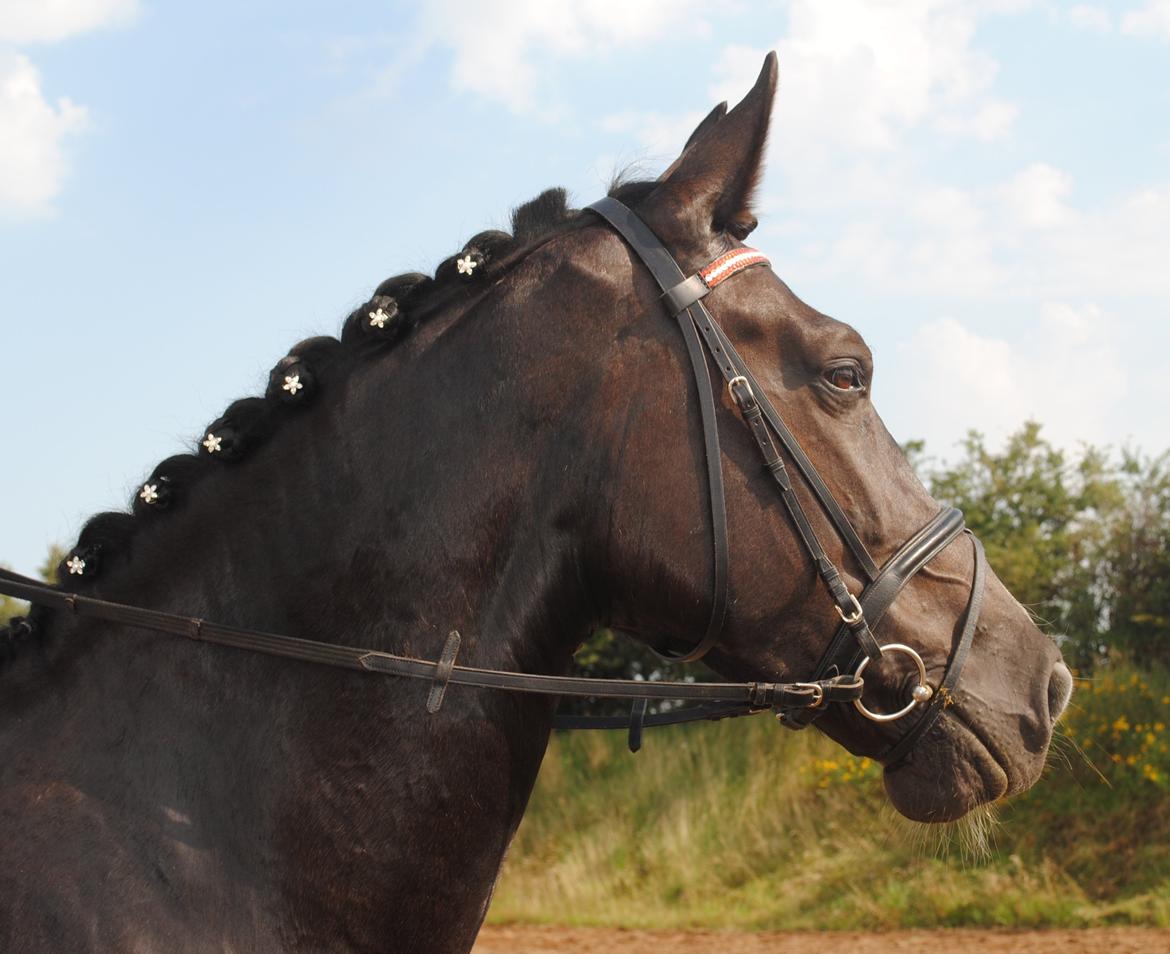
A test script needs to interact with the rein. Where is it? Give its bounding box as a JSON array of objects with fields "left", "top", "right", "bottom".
[
  {"left": 1, "top": 198, "right": 987, "bottom": 763},
  {"left": 0, "top": 566, "right": 859, "bottom": 753}
]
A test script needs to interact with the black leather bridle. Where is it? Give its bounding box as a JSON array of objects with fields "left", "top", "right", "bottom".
[
  {"left": 0, "top": 198, "right": 986, "bottom": 764},
  {"left": 584, "top": 198, "right": 987, "bottom": 763}
]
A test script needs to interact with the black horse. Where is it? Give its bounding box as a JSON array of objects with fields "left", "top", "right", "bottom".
[{"left": 0, "top": 55, "right": 1069, "bottom": 953}]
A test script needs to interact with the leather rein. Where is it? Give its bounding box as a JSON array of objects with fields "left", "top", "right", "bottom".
[{"left": 0, "top": 198, "right": 987, "bottom": 763}]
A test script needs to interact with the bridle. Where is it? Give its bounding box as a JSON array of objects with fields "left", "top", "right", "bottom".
[
  {"left": 0, "top": 198, "right": 986, "bottom": 765},
  {"left": 583, "top": 197, "right": 987, "bottom": 763}
]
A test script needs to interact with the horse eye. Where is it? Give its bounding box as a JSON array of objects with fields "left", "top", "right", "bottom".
[{"left": 825, "top": 366, "right": 863, "bottom": 391}]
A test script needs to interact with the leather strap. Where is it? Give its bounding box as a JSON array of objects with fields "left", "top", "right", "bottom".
[
  {"left": 664, "top": 306, "right": 729, "bottom": 661},
  {"left": 780, "top": 506, "right": 966, "bottom": 730},
  {"left": 663, "top": 274, "right": 708, "bottom": 314},
  {"left": 698, "top": 313, "right": 879, "bottom": 580},
  {"left": 587, "top": 197, "right": 730, "bottom": 662},
  {"left": 0, "top": 568, "right": 856, "bottom": 717},
  {"left": 426, "top": 630, "right": 462, "bottom": 713},
  {"left": 881, "top": 532, "right": 986, "bottom": 766},
  {"left": 588, "top": 197, "right": 878, "bottom": 663}
]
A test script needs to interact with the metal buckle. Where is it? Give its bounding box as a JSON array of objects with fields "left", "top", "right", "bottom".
[
  {"left": 851, "top": 643, "right": 934, "bottom": 723},
  {"left": 727, "top": 375, "right": 753, "bottom": 405},
  {"left": 835, "top": 592, "right": 864, "bottom": 625},
  {"left": 792, "top": 681, "right": 825, "bottom": 709}
]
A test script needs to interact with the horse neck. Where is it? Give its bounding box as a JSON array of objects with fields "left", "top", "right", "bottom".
[{"left": 1, "top": 267, "right": 606, "bottom": 947}]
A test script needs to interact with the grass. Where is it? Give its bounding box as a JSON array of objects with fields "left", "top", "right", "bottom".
[{"left": 486, "top": 664, "right": 1170, "bottom": 929}]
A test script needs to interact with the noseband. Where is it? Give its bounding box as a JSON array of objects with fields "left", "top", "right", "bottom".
[
  {"left": 587, "top": 198, "right": 987, "bottom": 763},
  {"left": 0, "top": 198, "right": 987, "bottom": 766}
]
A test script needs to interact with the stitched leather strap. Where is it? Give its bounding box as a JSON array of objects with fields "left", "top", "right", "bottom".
[
  {"left": 881, "top": 532, "right": 986, "bottom": 766},
  {"left": 587, "top": 197, "right": 730, "bottom": 662},
  {"left": 426, "top": 630, "right": 462, "bottom": 713},
  {"left": 588, "top": 196, "right": 878, "bottom": 663},
  {"left": 779, "top": 506, "right": 966, "bottom": 731},
  {"left": 0, "top": 568, "right": 856, "bottom": 717}
]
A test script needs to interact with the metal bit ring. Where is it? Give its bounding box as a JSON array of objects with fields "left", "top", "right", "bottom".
[{"left": 852, "top": 643, "right": 934, "bottom": 723}]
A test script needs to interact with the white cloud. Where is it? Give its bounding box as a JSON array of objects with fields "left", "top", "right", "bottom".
[
  {"left": 416, "top": 0, "right": 710, "bottom": 116},
  {"left": 1066, "top": 4, "right": 1113, "bottom": 32},
  {"left": 599, "top": 110, "right": 707, "bottom": 159},
  {"left": 1122, "top": 0, "right": 1170, "bottom": 40},
  {"left": 709, "top": 0, "right": 1016, "bottom": 159},
  {"left": 1036, "top": 184, "right": 1170, "bottom": 297},
  {"left": 0, "top": 50, "right": 88, "bottom": 218},
  {"left": 0, "top": 0, "right": 138, "bottom": 217},
  {"left": 0, "top": 0, "right": 138, "bottom": 44},
  {"left": 1000, "top": 162, "right": 1075, "bottom": 229},
  {"left": 934, "top": 99, "right": 1018, "bottom": 140},
  {"left": 778, "top": 152, "right": 1170, "bottom": 302},
  {"left": 896, "top": 304, "right": 1126, "bottom": 452}
]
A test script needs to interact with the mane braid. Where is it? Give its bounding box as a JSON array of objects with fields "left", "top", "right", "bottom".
[{"left": 1, "top": 181, "right": 655, "bottom": 670}]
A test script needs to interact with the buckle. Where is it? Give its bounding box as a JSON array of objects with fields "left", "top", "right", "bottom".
[
  {"left": 835, "top": 592, "right": 864, "bottom": 625},
  {"left": 792, "top": 681, "right": 825, "bottom": 709},
  {"left": 727, "top": 375, "right": 755, "bottom": 407}
]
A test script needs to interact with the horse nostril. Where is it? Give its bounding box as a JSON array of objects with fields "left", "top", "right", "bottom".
[{"left": 1047, "top": 661, "right": 1073, "bottom": 723}]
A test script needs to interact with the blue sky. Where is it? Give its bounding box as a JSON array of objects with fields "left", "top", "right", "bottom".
[{"left": 2, "top": 0, "right": 1169, "bottom": 575}]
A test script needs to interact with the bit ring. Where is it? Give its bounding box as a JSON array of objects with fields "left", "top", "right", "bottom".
[{"left": 852, "top": 643, "right": 934, "bottom": 723}]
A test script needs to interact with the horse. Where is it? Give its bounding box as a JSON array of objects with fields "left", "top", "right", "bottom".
[{"left": 0, "top": 53, "right": 1070, "bottom": 953}]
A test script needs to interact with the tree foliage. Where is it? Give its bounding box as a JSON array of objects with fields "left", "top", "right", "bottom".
[{"left": 922, "top": 423, "right": 1170, "bottom": 670}]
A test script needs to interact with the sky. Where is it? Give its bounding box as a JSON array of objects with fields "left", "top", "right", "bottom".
[{"left": 1, "top": 0, "right": 1169, "bottom": 576}]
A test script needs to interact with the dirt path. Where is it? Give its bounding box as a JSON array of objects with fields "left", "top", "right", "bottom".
[{"left": 473, "top": 926, "right": 1170, "bottom": 953}]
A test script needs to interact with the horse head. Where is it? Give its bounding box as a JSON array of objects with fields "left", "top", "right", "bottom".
[{"left": 581, "top": 53, "right": 1071, "bottom": 822}]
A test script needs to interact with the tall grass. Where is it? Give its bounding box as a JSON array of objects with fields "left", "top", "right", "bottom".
[{"left": 487, "top": 665, "right": 1170, "bottom": 929}]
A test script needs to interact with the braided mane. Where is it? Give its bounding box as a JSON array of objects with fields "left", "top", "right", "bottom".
[{"left": 1, "top": 181, "right": 657, "bottom": 668}]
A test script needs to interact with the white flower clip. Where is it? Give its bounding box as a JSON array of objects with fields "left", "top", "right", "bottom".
[
  {"left": 202, "top": 433, "right": 223, "bottom": 454},
  {"left": 66, "top": 555, "right": 86, "bottom": 575},
  {"left": 140, "top": 483, "right": 159, "bottom": 504},
  {"left": 456, "top": 254, "right": 478, "bottom": 277},
  {"left": 282, "top": 374, "right": 303, "bottom": 395}
]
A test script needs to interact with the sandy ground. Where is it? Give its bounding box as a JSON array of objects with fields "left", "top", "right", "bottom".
[{"left": 473, "top": 926, "right": 1170, "bottom": 953}]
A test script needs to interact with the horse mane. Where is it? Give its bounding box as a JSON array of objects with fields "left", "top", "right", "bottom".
[{"left": 0, "top": 179, "right": 658, "bottom": 668}]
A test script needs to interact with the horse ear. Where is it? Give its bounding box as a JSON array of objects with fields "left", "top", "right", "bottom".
[
  {"left": 648, "top": 52, "right": 777, "bottom": 242},
  {"left": 657, "top": 101, "right": 729, "bottom": 183}
]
